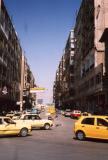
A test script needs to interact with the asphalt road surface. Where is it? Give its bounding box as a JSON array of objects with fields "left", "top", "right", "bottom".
[{"left": 0, "top": 115, "right": 108, "bottom": 160}]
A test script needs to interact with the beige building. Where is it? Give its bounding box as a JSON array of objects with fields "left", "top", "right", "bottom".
[
  {"left": 74, "top": 0, "right": 108, "bottom": 114},
  {"left": 53, "top": 30, "right": 75, "bottom": 109},
  {"left": 53, "top": 57, "right": 64, "bottom": 108},
  {"left": 20, "top": 54, "right": 36, "bottom": 111}
]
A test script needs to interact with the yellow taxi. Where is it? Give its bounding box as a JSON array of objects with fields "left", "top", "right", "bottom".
[
  {"left": 0, "top": 116, "right": 32, "bottom": 137},
  {"left": 74, "top": 115, "right": 108, "bottom": 140}
]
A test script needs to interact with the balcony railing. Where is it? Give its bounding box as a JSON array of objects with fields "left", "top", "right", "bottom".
[
  {"left": 0, "top": 56, "right": 7, "bottom": 67},
  {"left": 103, "top": 75, "right": 108, "bottom": 89},
  {"left": 77, "top": 63, "right": 103, "bottom": 96}
]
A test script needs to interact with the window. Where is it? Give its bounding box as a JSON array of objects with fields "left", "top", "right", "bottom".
[
  {"left": 24, "top": 115, "right": 29, "bottom": 120},
  {"left": 96, "top": 73, "right": 101, "bottom": 84},
  {"left": 4, "top": 118, "right": 12, "bottom": 124},
  {"left": 0, "top": 119, "right": 3, "bottom": 125},
  {"left": 97, "top": 118, "right": 108, "bottom": 127},
  {"left": 31, "top": 116, "right": 36, "bottom": 120},
  {"left": 35, "top": 115, "right": 41, "bottom": 120},
  {"left": 90, "top": 77, "right": 94, "bottom": 87},
  {"left": 81, "top": 118, "right": 94, "bottom": 125},
  {"left": 24, "top": 115, "right": 41, "bottom": 120}
]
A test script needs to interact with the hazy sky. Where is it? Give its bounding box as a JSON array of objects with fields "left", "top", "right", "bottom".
[{"left": 4, "top": 0, "right": 81, "bottom": 103}]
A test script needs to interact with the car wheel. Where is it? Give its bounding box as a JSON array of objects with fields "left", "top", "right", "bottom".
[
  {"left": 44, "top": 123, "right": 50, "bottom": 130},
  {"left": 76, "top": 131, "right": 85, "bottom": 140},
  {"left": 20, "top": 128, "right": 28, "bottom": 137}
]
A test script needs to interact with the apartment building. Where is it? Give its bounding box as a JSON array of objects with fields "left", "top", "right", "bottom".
[
  {"left": 0, "top": 0, "right": 36, "bottom": 112},
  {"left": 19, "top": 53, "right": 36, "bottom": 111},
  {"left": 22, "top": 55, "right": 36, "bottom": 110},
  {"left": 0, "top": 0, "right": 22, "bottom": 111},
  {"left": 54, "top": 30, "right": 75, "bottom": 109},
  {"left": 74, "top": 0, "right": 108, "bottom": 114},
  {"left": 53, "top": 57, "right": 64, "bottom": 109}
]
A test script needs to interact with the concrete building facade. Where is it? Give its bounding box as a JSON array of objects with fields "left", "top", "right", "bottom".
[
  {"left": 53, "top": 30, "right": 75, "bottom": 110},
  {"left": 0, "top": 0, "right": 36, "bottom": 112},
  {"left": 22, "top": 54, "right": 36, "bottom": 110},
  {"left": 74, "top": 0, "right": 108, "bottom": 114},
  {"left": 0, "top": 0, "right": 22, "bottom": 111}
]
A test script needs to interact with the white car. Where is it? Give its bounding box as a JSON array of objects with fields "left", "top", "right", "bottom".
[
  {"left": 64, "top": 109, "right": 72, "bottom": 117},
  {"left": 15, "top": 114, "right": 53, "bottom": 130}
]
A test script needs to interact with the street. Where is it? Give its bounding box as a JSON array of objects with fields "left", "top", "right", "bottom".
[{"left": 0, "top": 115, "right": 108, "bottom": 160}]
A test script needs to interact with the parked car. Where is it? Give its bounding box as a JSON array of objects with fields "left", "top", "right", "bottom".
[
  {"left": 0, "top": 116, "right": 31, "bottom": 137},
  {"left": 74, "top": 115, "right": 108, "bottom": 140},
  {"left": 64, "top": 109, "right": 72, "bottom": 117},
  {"left": 70, "top": 110, "right": 81, "bottom": 118},
  {"left": 81, "top": 112, "right": 91, "bottom": 116},
  {"left": 6, "top": 112, "right": 22, "bottom": 120},
  {"left": 12, "top": 113, "right": 22, "bottom": 120},
  {"left": 31, "top": 108, "right": 41, "bottom": 114},
  {"left": 14, "top": 114, "right": 53, "bottom": 130},
  {"left": 6, "top": 112, "right": 15, "bottom": 119}
]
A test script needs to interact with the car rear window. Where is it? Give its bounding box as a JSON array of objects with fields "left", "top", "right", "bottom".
[
  {"left": 81, "top": 118, "right": 94, "bottom": 125},
  {"left": 73, "top": 110, "right": 81, "bottom": 113}
]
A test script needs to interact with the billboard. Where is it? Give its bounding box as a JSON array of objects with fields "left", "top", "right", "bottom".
[{"left": 30, "top": 87, "right": 46, "bottom": 93}]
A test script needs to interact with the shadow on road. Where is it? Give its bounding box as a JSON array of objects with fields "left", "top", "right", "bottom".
[
  {"left": 0, "top": 134, "right": 32, "bottom": 139},
  {"left": 73, "top": 137, "right": 108, "bottom": 143}
]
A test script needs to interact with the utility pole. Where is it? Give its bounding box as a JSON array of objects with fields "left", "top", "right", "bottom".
[{"left": 20, "top": 54, "right": 25, "bottom": 112}]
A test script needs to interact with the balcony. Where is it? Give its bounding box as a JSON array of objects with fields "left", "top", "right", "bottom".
[
  {"left": 0, "top": 56, "right": 7, "bottom": 67},
  {"left": 103, "top": 75, "right": 108, "bottom": 90},
  {"left": 0, "top": 24, "right": 9, "bottom": 40},
  {"left": 77, "top": 63, "right": 103, "bottom": 96}
]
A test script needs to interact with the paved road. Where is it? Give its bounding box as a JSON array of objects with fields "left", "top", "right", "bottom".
[{"left": 0, "top": 115, "right": 108, "bottom": 160}]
